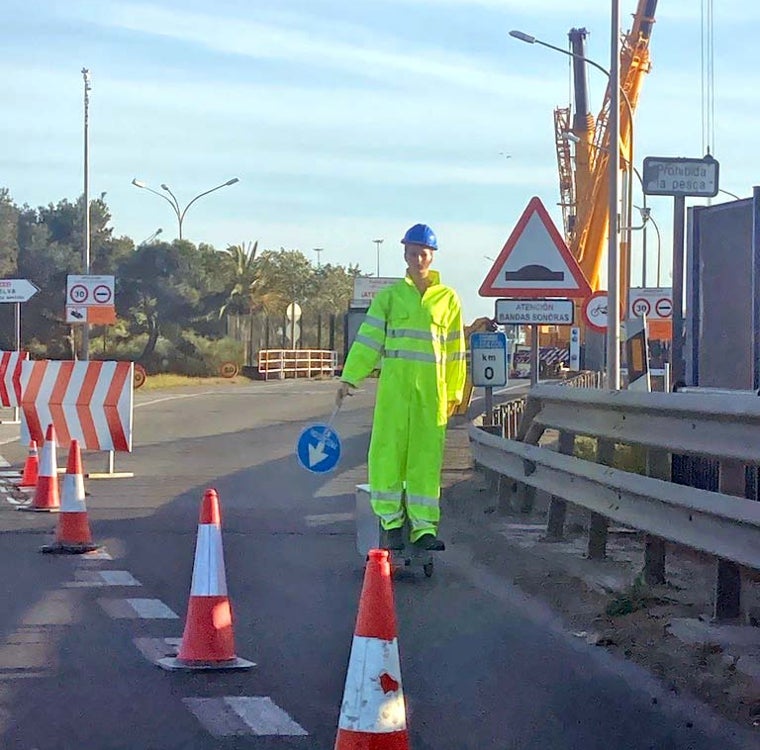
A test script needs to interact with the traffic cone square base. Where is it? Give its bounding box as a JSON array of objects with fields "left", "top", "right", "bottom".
[
  {"left": 158, "top": 654, "right": 256, "bottom": 672},
  {"left": 17, "top": 505, "right": 60, "bottom": 513},
  {"left": 40, "top": 540, "right": 101, "bottom": 554}
]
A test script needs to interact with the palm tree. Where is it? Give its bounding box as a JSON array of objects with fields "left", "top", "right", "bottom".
[
  {"left": 219, "top": 241, "right": 281, "bottom": 318},
  {"left": 219, "top": 241, "right": 282, "bottom": 363}
]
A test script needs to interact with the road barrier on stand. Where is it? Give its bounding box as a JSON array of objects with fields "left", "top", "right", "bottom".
[
  {"left": 257, "top": 349, "right": 337, "bottom": 380},
  {"left": 19, "top": 360, "right": 133, "bottom": 452},
  {"left": 470, "top": 383, "right": 760, "bottom": 621},
  {"left": 0, "top": 350, "right": 28, "bottom": 407}
]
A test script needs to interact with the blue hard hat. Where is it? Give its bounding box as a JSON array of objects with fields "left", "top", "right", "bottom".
[{"left": 401, "top": 223, "right": 437, "bottom": 250}]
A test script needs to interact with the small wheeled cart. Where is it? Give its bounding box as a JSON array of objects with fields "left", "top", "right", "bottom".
[{"left": 355, "top": 483, "right": 436, "bottom": 577}]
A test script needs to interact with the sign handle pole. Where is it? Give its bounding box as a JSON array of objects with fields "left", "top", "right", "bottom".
[{"left": 530, "top": 325, "right": 539, "bottom": 387}]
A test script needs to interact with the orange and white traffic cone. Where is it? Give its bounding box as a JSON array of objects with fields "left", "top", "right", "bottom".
[
  {"left": 18, "top": 440, "right": 39, "bottom": 488},
  {"left": 19, "top": 424, "right": 59, "bottom": 512},
  {"left": 334, "top": 548, "right": 409, "bottom": 750},
  {"left": 158, "top": 488, "right": 254, "bottom": 671},
  {"left": 41, "top": 440, "right": 99, "bottom": 554}
]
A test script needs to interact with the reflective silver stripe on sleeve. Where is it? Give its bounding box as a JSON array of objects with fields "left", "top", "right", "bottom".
[
  {"left": 446, "top": 331, "right": 463, "bottom": 342},
  {"left": 363, "top": 315, "right": 385, "bottom": 330},
  {"left": 387, "top": 328, "right": 437, "bottom": 342},
  {"left": 355, "top": 334, "right": 383, "bottom": 351},
  {"left": 448, "top": 351, "right": 467, "bottom": 360},
  {"left": 384, "top": 350, "right": 438, "bottom": 364},
  {"left": 406, "top": 493, "right": 439, "bottom": 508}
]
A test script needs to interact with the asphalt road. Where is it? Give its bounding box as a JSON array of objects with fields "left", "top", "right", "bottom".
[{"left": 0, "top": 379, "right": 756, "bottom": 749}]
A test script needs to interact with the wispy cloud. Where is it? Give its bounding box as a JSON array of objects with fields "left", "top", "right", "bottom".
[{"left": 73, "top": 1, "right": 547, "bottom": 97}]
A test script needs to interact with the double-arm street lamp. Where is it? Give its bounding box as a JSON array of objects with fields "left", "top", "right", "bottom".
[
  {"left": 131, "top": 177, "right": 240, "bottom": 240},
  {"left": 510, "top": 6, "right": 624, "bottom": 389}
]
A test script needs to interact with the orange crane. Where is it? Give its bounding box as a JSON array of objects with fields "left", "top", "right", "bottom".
[{"left": 555, "top": 0, "right": 658, "bottom": 294}]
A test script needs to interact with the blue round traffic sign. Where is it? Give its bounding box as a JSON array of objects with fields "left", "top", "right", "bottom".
[{"left": 296, "top": 424, "right": 342, "bottom": 474}]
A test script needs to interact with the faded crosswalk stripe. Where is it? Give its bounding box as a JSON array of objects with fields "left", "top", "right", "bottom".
[
  {"left": 98, "top": 598, "right": 178, "bottom": 619},
  {"left": 65, "top": 570, "right": 141, "bottom": 588},
  {"left": 184, "top": 696, "right": 308, "bottom": 737},
  {"left": 305, "top": 511, "right": 354, "bottom": 527}
]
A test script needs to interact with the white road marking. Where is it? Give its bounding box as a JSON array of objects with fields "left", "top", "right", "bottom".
[
  {"left": 305, "top": 512, "right": 354, "bottom": 527},
  {"left": 98, "top": 598, "right": 178, "bottom": 619},
  {"left": 133, "top": 637, "right": 182, "bottom": 663},
  {"left": 64, "top": 570, "right": 141, "bottom": 588},
  {"left": 76, "top": 549, "right": 113, "bottom": 561},
  {"left": 184, "top": 697, "right": 308, "bottom": 737},
  {"left": 493, "top": 383, "right": 530, "bottom": 395}
]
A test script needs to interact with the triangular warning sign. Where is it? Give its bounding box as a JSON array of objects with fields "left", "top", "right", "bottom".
[{"left": 479, "top": 196, "right": 592, "bottom": 298}]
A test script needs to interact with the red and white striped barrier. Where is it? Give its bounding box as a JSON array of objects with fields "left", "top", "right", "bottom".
[
  {"left": 20, "top": 361, "right": 133, "bottom": 451},
  {"left": 0, "top": 351, "right": 28, "bottom": 407}
]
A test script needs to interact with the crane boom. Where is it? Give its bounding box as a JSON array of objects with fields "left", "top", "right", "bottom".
[{"left": 567, "top": 0, "right": 657, "bottom": 292}]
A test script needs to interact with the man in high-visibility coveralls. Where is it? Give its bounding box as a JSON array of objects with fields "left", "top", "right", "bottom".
[{"left": 336, "top": 223, "right": 467, "bottom": 551}]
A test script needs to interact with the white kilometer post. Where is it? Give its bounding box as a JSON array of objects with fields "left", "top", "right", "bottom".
[{"left": 471, "top": 332, "right": 508, "bottom": 425}]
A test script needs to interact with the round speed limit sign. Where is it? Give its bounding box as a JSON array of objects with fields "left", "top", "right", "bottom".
[{"left": 631, "top": 297, "right": 652, "bottom": 317}]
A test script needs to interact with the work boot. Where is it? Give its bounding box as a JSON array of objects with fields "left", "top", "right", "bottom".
[
  {"left": 383, "top": 527, "right": 405, "bottom": 551},
  {"left": 413, "top": 533, "right": 445, "bottom": 551}
]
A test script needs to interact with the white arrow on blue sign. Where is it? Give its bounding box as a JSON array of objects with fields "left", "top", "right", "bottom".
[
  {"left": 0, "top": 279, "right": 39, "bottom": 303},
  {"left": 296, "top": 423, "right": 342, "bottom": 474}
]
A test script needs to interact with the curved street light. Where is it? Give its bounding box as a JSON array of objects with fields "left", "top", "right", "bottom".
[
  {"left": 511, "top": 22, "right": 628, "bottom": 388},
  {"left": 131, "top": 177, "right": 239, "bottom": 240}
]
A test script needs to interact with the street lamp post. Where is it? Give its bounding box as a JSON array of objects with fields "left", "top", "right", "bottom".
[
  {"left": 313, "top": 248, "right": 324, "bottom": 268},
  {"left": 373, "top": 239, "right": 384, "bottom": 277},
  {"left": 510, "top": 5, "right": 624, "bottom": 389},
  {"left": 131, "top": 178, "right": 240, "bottom": 240},
  {"left": 562, "top": 131, "right": 651, "bottom": 287},
  {"left": 82, "top": 68, "right": 92, "bottom": 361}
]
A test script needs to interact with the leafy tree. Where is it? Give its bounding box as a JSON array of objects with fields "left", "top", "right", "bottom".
[
  {"left": 116, "top": 240, "right": 225, "bottom": 364},
  {"left": 0, "top": 189, "right": 19, "bottom": 278}
]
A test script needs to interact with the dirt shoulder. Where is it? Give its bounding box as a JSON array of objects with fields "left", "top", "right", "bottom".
[{"left": 440, "top": 423, "right": 760, "bottom": 733}]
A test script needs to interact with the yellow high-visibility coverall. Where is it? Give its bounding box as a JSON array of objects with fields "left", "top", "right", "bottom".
[{"left": 342, "top": 271, "right": 467, "bottom": 542}]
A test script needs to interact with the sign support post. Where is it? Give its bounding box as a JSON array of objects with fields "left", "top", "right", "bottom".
[
  {"left": 530, "top": 329, "right": 540, "bottom": 386},
  {"left": 0, "top": 279, "right": 39, "bottom": 424},
  {"left": 671, "top": 195, "right": 686, "bottom": 386},
  {"left": 479, "top": 196, "right": 591, "bottom": 388},
  {"left": 642, "top": 153, "right": 720, "bottom": 388}
]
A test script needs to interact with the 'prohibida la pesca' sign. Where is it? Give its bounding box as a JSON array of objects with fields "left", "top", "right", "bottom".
[{"left": 642, "top": 155, "right": 719, "bottom": 198}]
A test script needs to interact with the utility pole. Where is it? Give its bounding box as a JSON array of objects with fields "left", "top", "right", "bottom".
[
  {"left": 314, "top": 248, "right": 324, "bottom": 268},
  {"left": 82, "top": 67, "right": 92, "bottom": 361},
  {"left": 374, "top": 239, "right": 384, "bottom": 277},
  {"left": 606, "top": 1, "right": 621, "bottom": 389}
]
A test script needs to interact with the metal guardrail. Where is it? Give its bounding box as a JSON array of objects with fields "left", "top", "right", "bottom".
[
  {"left": 470, "top": 423, "right": 760, "bottom": 570},
  {"left": 257, "top": 349, "right": 337, "bottom": 380},
  {"left": 520, "top": 384, "right": 760, "bottom": 461},
  {"left": 490, "top": 371, "right": 604, "bottom": 440},
  {"left": 470, "top": 383, "right": 760, "bottom": 620}
]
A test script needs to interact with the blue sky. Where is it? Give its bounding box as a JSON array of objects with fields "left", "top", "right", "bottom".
[{"left": 2, "top": 1, "right": 757, "bottom": 319}]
